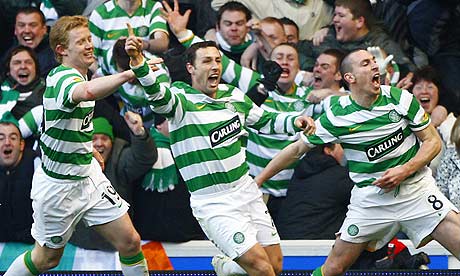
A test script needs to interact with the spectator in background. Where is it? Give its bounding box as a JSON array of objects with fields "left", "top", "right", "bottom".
[
  {"left": 211, "top": 0, "right": 333, "bottom": 40},
  {"left": 0, "top": 46, "right": 45, "bottom": 148},
  {"left": 411, "top": 66, "right": 456, "bottom": 175},
  {"left": 132, "top": 114, "right": 205, "bottom": 242},
  {"left": 404, "top": 0, "right": 460, "bottom": 115},
  {"left": 248, "top": 17, "right": 287, "bottom": 73},
  {"left": 70, "top": 113, "right": 158, "bottom": 251},
  {"left": 89, "top": 0, "right": 169, "bottom": 76},
  {"left": 280, "top": 17, "right": 317, "bottom": 72},
  {"left": 0, "top": 0, "right": 41, "bottom": 55},
  {"left": 436, "top": 116, "right": 460, "bottom": 209},
  {"left": 277, "top": 143, "right": 352, "bottom": 240},
  {"left": 299, "top": 0, "right": 416, "bottom": 86},
  {"left": 411, "top": 66, "right": 456, "bottom": 143},
  {"left": 0, "top": 112, "right": 40, "bottom": 244},
  {"left": 1, "top": 7, "right": 58, "bottom": 78},
  {"left": 205, "top": 1, "right": 254, "bottom": 64}
]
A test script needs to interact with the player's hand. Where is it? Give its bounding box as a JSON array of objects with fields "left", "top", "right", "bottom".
[
  {"left": 372, "top": 166, "right": 409, "bottom": 192},
  {"left": 431, "top": 106, "right": 448, "bottom": 127},
  {"left": 312, "top": 27, "right": 329, "bottom": 46},
  {"left": 161, "top": 0, "right": 191, "bottom": 37},
  {"left": 298, "top": 71, "right": 314, "bottom": 87},
  {"left": 125, "top": 23, "right": 143, "bottom": 58},
  {"left": 295, "top": 116, "right": 315, "bottom": 136},
  {"left": 124, "top": 111, "right": 145, "bottom": 136},
  {"left": 367, "top": 46, "right": 393, "bottom": 75},
  {"left": 307, "top": 89, "right": 330, "bottom": 103},
  {"left": 254, "top": 175, "right": 263, "bottom": 187},
  {"left": 146, "top": 57, "right": 165, "bottom": 72},
  {"left": 93, "top": 148, "right": 105, "bottom": 171}
]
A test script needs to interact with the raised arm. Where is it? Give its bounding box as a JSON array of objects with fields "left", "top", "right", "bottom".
[
  {"left": 161, "top": 0, "right": 191, "bottom": 38},
  {"left": 125, "top": 23, "right": 181, "bottom": 119}
]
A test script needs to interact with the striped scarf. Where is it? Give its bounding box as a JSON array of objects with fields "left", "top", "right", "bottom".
[
  {"left": 141, "top": 128, "right": 178, "bottom": 192},
  {"left": 216, "top": 31, "right": 253, "bottom": 54}
]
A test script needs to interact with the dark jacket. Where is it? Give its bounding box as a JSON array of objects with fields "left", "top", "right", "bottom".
[
  {"left": 69, "top": 130, "right": 157, "bottom": 251},
  {"left": 277, "top": 147, "right": 354, "bottom": 239},
  {"left": 0, "top": 148, "right": 39, "bottom": 243}
]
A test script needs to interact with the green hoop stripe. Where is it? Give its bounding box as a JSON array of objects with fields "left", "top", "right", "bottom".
[
  {"left": 119, "top": 251, "right": 145, "bottom": 265},
  {"left": 24, "top": 250, "right": 40, "bottom": 275}
]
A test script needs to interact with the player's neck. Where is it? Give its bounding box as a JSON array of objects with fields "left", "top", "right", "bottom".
[
  {"left": 62, "top": 61, "right": 88, "bottom": 77},
  {"left": 351, "top": 90, "right": 379, "bottom": 109}
]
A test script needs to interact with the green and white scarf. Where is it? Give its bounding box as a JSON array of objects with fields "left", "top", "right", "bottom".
[
  {"left": 216, "top": 31, "right": 253, "bottom": 54},
  {"left": 141, "top": 128, "right": 178, "bottom": 192}
]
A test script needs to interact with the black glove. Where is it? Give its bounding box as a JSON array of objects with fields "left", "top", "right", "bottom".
[
  {"left": 259, "top": 60, "right": 282, "bottom": 91},
  {"left": 246, "top": 61, "right": 282, "bottom": 106}
]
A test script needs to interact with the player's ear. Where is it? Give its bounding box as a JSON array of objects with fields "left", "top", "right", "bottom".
[
  {"left": 344, "top": 72, "right": 355, "bottom": 84},
  {"left": 186, "top": 62, "right": 194, "bottom": 74},
  {"left": 55, "top": 44, "right": 67, "bottom": 57}
]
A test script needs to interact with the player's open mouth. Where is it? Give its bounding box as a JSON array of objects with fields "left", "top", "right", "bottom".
[
  {"left": 208, "top": 74, "right": 220, "bottom": 86},
  {"left": 3, "top": 149, "right": 12, "bottom": 156},
  {"left": 372, "top": 73, "right": 380, "bottom": 85}
]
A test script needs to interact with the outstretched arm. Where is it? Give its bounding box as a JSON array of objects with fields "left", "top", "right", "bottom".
[
  {"left": 255, "top": 138, "right": 312, "bottom": 187},
  {"left": 71, "top": 70, "right": 135, "bottom": 103}
]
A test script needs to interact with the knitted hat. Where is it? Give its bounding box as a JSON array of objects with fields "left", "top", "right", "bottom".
[
  {"left": 93, "top": 117, "right": 114, "bottom": 141},
  {"left": 0, "top": 111, "right": 20, "bottom": 131}
]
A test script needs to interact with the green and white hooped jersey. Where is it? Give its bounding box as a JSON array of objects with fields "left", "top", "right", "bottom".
[
  {"left": 89, "top": 0, "right": 168, "bottom": 75},
  {"left": 132, "top": 61, "right": 301, "bottom": 193},
  {"left": 181, "top": 32, "right": 319, "bottom": 196},
  {"left": 106, "top": 51, "right": 171, "bottom": 127},
  {"left": 303, "top": 85, "right": 431, "bottom": 187},
  {"left": 41, "top": 65, "right": 94, "bottom": 180}
]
